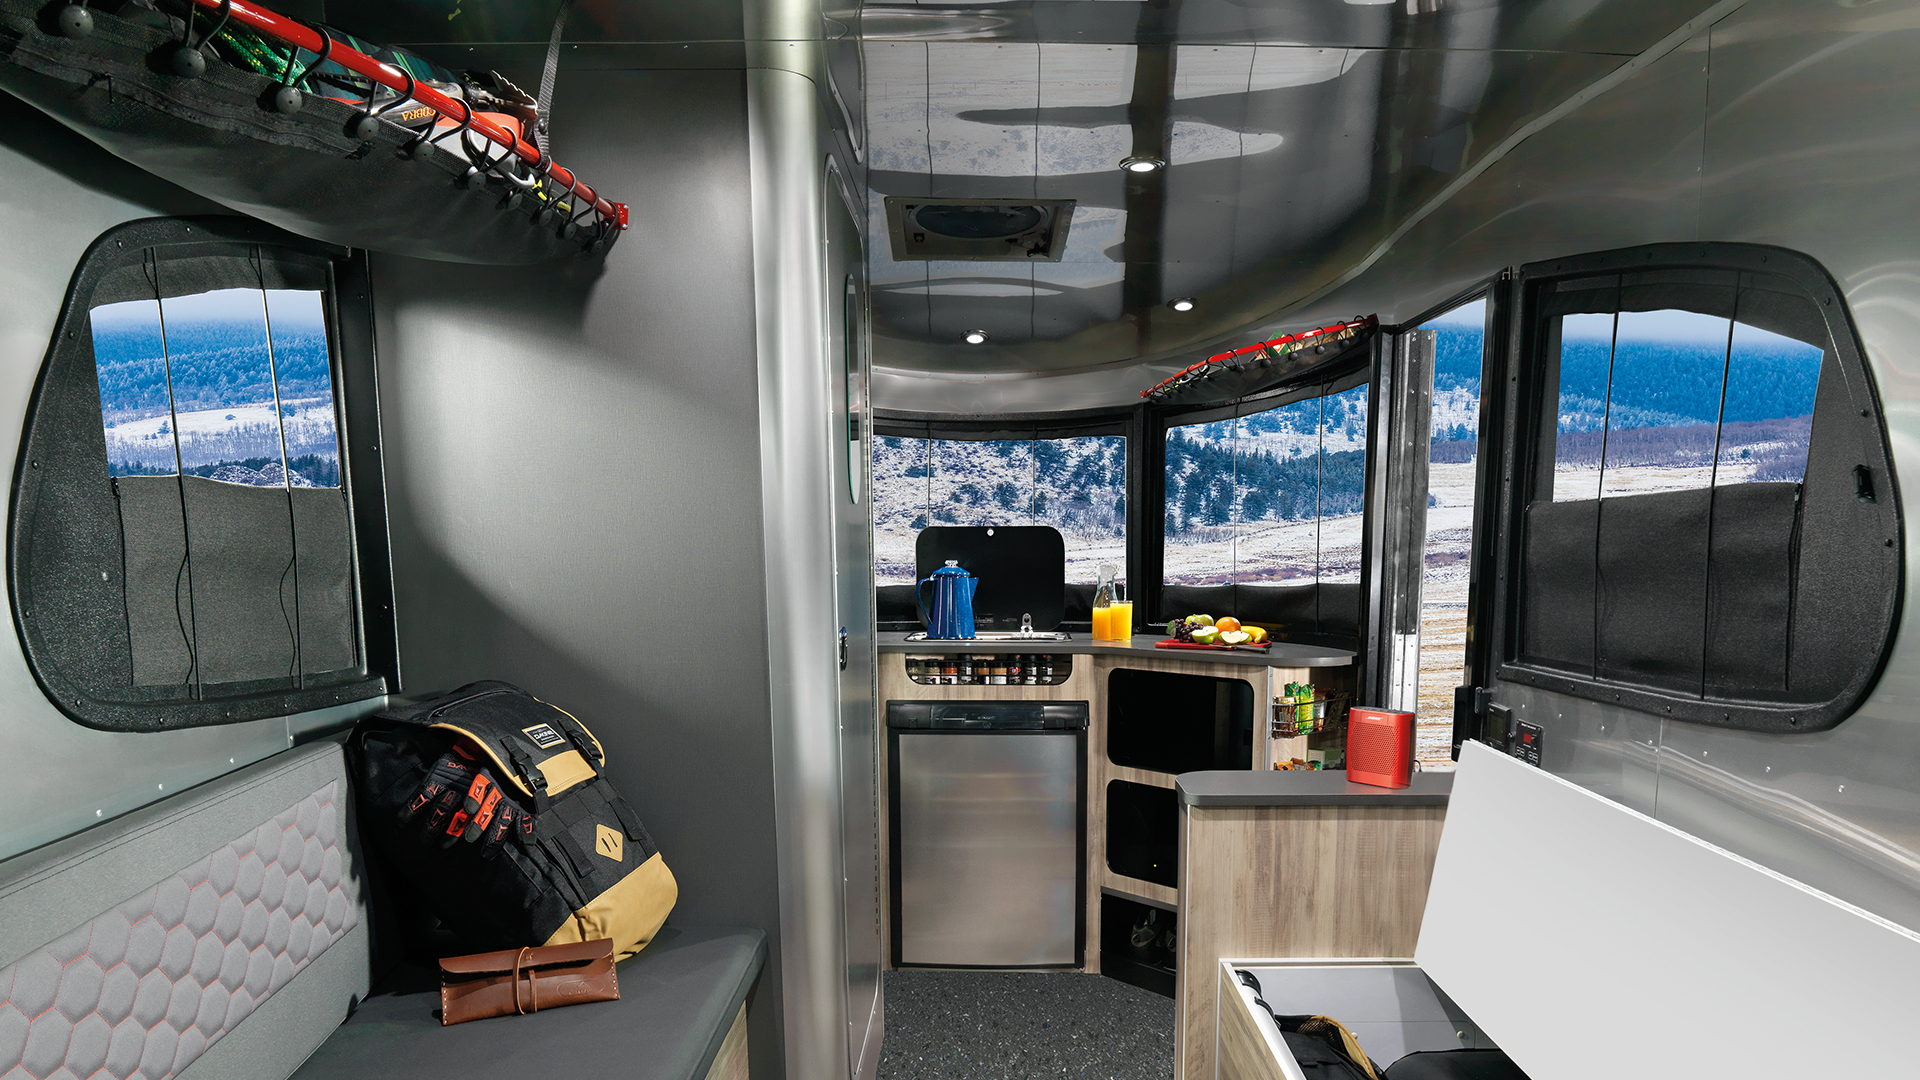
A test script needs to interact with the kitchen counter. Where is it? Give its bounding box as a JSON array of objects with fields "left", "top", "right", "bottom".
[
  {"left": 877, "top": 632, "right": 1354, "bottom": 669},
  {"left": 1176, "top": 768, "right": 1453, "bottom": 807}
]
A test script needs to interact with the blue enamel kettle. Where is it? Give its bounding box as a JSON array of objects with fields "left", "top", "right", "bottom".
[{"left": 917, "top": 560, "right": 978, "bottom": 639}]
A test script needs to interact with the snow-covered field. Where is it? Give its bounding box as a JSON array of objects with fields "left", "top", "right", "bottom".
[{"left": 104, "top": 395, "right": 339, "bottom": 482}]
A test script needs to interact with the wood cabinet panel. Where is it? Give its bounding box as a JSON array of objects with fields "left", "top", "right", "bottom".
[
  {"left": 1216, "top": 963, "right": 1289, "bottom": 1080},
  {"left": 1175, "top": 804, "right": 1445, "bottom": 1080}
]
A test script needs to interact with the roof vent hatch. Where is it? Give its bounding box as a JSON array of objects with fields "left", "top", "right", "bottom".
[{"left": 885, "top": 197, "right": 1075, "bottom": 261}]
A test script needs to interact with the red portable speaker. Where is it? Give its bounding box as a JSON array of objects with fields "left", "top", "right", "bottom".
[{"left": 1346, "top": 707, "right": 1414, "bottom": 789}]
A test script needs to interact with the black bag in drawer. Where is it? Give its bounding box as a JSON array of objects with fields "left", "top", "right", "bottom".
[
  {"left": 1384, "top": 1050, "right": 1531, "bottom": 1080},
  {"left": 350, "top": 681, "right": 675, "bottom": 958}
]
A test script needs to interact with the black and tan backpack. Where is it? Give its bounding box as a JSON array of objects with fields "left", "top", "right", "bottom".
[{"left": 350, "top": 681, "right": 676, "bottom": 958}]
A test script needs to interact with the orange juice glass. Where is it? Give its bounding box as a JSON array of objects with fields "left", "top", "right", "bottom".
[
  {"left": 1109, "top": 601, "right": 1134, "bottom": 640},
  {"left": 1091, "top": 604, "right": 1114, "bottom": 641}
]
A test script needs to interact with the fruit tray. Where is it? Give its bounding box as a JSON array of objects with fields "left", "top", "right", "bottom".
[{"left": 1153, "top": 639, "right": 1271, "bottom": 652}]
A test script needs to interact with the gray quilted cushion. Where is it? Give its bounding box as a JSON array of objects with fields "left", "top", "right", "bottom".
[{"left": 0, "top": 781, "right": 358, "bottom": 1080}]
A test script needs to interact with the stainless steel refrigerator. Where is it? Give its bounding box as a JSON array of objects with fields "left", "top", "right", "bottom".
[{"left": 887, "top": 701, "right": 1087, "bottom": 968}]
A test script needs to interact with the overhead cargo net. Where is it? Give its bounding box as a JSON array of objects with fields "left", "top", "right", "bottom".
[
  {"left": 0, "top": 0, "right": 626, "bottom": 264},
  {"left": 1144, "top": 315, "right": 1379, "bottom": 407}
]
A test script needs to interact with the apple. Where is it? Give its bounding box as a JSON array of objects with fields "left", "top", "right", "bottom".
[
  {"left": 1219, "top": 630, "right": 1250, "bottom": 645},
  {"left": 1186, "top": 614, "right": 1215, "bottom": 628},
  {"left": 1190, "top": 626, "right": 1221, "bottom": 645}
]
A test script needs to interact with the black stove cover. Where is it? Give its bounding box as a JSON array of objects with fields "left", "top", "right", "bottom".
[{"left": 915, "top": 526, "right": 1067, "bottom": 632}]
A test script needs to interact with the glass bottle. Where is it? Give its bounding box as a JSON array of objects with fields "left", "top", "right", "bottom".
[{"left": 1092, "top": 563, "right": 1119, "bottom": 641}]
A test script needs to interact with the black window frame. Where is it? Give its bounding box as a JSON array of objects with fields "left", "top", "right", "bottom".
[
  {"left": 872, "top": 347, "right": 1379, "bottom": 650},
  {"left": 9, "top": 216, "right": 395, "bottom": 732},
  {"left": 1487, "top": 242, "right": 1901, "bottom": 734}
]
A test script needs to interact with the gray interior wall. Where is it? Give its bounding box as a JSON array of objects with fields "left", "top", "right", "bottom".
[
  {"left": 369, "top": 69, "right": 787, "bottom": 1079},
  {"left": 0, "top": 94, "right": 380, "bottom": 862}
]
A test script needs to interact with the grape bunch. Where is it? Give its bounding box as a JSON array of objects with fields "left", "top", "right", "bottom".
[{"left": 1168, "top": 616, "right": 1194, "bottom": 643}]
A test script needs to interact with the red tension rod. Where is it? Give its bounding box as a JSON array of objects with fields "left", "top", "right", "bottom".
[
  {"left": 187, "top": 0, "right": 624, "bottom": 229},
  {"left": 1140, "top": 316, "right": 1375, "bottom": 399}
]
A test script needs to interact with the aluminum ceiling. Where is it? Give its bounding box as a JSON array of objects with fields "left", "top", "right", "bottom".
[{"left": 859, "top": 0, "right": 1721, "bottom": 400}]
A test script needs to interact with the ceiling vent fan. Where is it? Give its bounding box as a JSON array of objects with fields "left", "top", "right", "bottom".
[{"left": 885, "top": 198, "right": 1075, "bottom": 261}]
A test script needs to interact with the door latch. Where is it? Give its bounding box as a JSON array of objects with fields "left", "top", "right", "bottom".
[{"left": 839, "top": 628, "right": 849, "bottom": 671}]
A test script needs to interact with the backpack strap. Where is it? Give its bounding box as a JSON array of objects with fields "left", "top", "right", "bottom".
[{"left": 500, "top": 739, "right": 551, "bottom": 816}]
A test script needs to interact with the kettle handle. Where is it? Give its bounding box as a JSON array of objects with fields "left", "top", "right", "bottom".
[{"left": 916, "top": 576, "right": 936, "bottom": 632}]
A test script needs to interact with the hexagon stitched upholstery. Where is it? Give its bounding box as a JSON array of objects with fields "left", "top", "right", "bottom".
[{"left": 0, "top": 782, "right": 358, "bottom": 1080}]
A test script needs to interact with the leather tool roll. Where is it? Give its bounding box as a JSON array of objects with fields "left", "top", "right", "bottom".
[{"left": 438, "top": 938, "right": 619, "bottom": 1025}]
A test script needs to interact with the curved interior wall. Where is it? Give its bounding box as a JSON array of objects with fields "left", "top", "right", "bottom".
[
  {"left": 0, "top": 94, "right": 381, "bottom": 862},
  {"left": 1311, "top": 0, "right": 1920, "bottom": 937}
]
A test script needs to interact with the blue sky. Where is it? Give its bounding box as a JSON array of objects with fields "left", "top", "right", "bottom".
[
  {"left": 91, "top": 290, "right": 326, "bottom": 338},
  {"left": 1562, "top": 308, "right": 1819, "bottom": 352},
  {"left": 1427, "top": 298, "right": 1486, "bottom": 327}
]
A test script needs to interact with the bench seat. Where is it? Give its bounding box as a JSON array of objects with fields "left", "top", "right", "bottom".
[
  {"left": 0, "top": 737, "right": 762, "bottom": 1080},
  {"left": 292, "top": 926, "right": 765, "bottom": 1080}
]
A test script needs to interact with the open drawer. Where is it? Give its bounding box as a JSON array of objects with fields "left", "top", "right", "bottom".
[{"left": 1215, "top": 958, "right": 1500, "bottom": 1080}]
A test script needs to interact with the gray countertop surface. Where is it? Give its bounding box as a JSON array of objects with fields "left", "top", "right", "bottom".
[
  {"left": 1177, "top": 769, "right": 1453, "bottom": 807},
  {"left": 877, "top": 632, "right": 1354, "bottom": 669}
]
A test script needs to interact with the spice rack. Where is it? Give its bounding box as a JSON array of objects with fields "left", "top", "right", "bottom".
[
  {"left": 1270, "top": 693, "right": 1349, "bottom": 739},
  {"left": 904, "top": 654, "right": 1074, "bottom": 686}
]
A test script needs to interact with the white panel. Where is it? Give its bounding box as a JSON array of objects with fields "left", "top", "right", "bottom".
[{"left": 1418, "top": 742, "right": 1920, "bottom": 1079}]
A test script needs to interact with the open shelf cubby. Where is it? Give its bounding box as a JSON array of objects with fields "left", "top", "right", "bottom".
[
  {"left": 1099, "top": 892, "right": 1176, "bottom": 998},
  {"left": 1106, "top": 668, "right": 1255, "bottom": 774}
]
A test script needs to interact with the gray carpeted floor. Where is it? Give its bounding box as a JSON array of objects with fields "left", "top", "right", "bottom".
[{"left": 876, "top": 970, "right": 1174, "bottom": 1080}]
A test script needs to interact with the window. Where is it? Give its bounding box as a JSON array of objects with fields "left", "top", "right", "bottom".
[
  {"left": 873, "top": 431, "right": 1126, "bottom": 586},
  {"left": 1408, "top": 298, "right": 1487, "bottom": 764},
  {"left": 1164, "top": 387, "right": 1369, "bottom": 587},
  {"left": 10, "top": 218, "right": 388, "bottom": 731},
  {"left": 97, "top": 290, "right": 341, "bottom": 486},
  {"left": 1548, "top": 307, "right": 1820, "bottom": 504},
  {"left": 1501, "top": 246, "right": 1898, "bottom": 732},
  {"left": 1160, "top": 376, "right": 1369, "bottom": 639}
]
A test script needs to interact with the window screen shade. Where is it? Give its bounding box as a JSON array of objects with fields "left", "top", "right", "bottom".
[
  {"left": 11, "top": 218, "right": 383, "bottom": 732},
  {"left": 1504, "top": 246, "right": 1898, "bottom": 733}
]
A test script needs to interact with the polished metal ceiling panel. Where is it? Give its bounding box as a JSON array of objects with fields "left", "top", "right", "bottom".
[
  {"left": 861, "top": 0, "right": 1733, "bottom": 399},
  {"left": 863, "top": 0, "right": 1713, "bottom": 54},
  {"left": 867, "top": 32, "right": 1627, "bottom": 377}
]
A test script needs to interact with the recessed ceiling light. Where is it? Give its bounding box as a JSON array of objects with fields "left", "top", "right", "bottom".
[
  {"left": 963, "top": 329, "right": 990, "bottom": 345},
  {"left": 1120, "top": 156, "right": 1165, "bottom": 174},
  {"left": 1169, "top": 297, "right": 1196, "bottom": 312}
]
